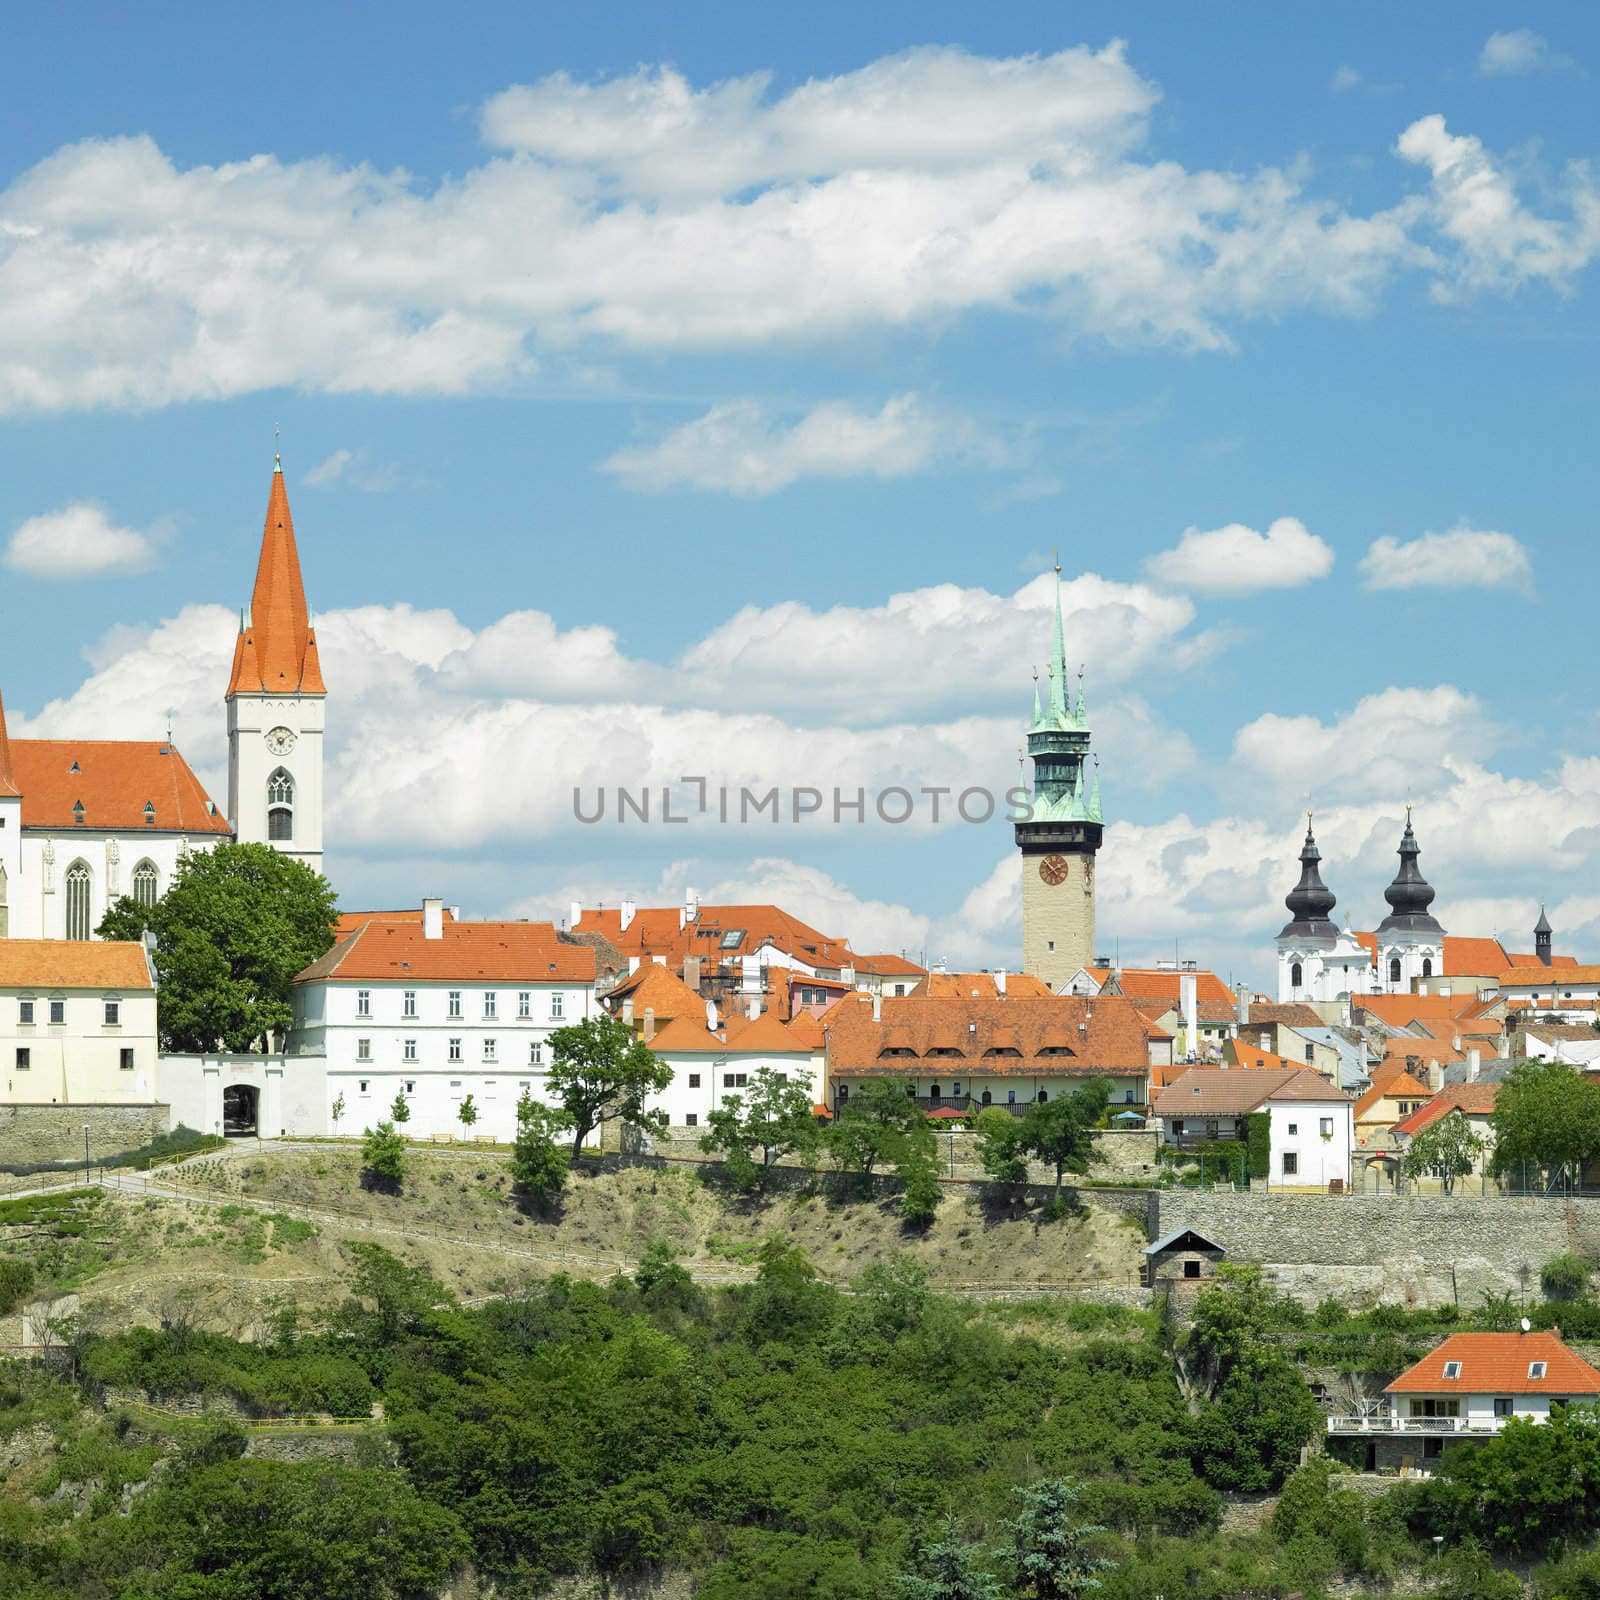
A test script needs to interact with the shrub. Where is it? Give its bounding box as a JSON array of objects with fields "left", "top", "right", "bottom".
[
  {"left": 0, "top": 1258, "right": 35, "bottom": 1315},
  {"left": 1541, "top": 1252, "right": 1589, "bottom": 1301}
]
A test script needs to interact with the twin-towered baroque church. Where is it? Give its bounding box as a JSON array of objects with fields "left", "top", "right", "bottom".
[{"left": 0, "top": 459, "right": 325, "bottom": 940}]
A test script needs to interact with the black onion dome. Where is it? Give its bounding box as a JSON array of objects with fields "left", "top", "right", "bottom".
[
  {"left": 1279, "top": 822, "right": 1338, "bottom": 939},
  {"left": 1535, "top": 905, "right": 1553, "bottom": 935},
  {"left": 1377, "top": 815, "right": 1443, "bottom": 934}
]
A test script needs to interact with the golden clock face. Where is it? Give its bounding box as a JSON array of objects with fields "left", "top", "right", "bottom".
[{"left": 1038, "top": 854, "right": 1070, "bottom": 886}]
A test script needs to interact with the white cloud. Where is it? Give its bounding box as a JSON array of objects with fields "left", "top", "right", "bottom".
[
  {"left": 1396, "top": 115, "right": 1600, "bottom": 297},
  {"left": 304, "top": 449, "right": 352, "bottom": 486},
  {"left": 1477, "top": 29, "right": 1557, "bottom": 76},
  {"left": 1360, "top": 524, "right": 1533, "bottom": 593},
  {"left": 14, "top": 42, "right": 1557, "bottom": 416},
  {"left": 1143, "top": 515, "right": 1334, "bottom": 594},
  {"left": 601, "top": 393, "right": 1003, "bottom": 495},
  {"left": 2, "top": 501, "right": 158, "bottom": 579},
  {"left": 303, "top": 448, "right": 405, "bottom": 493},
  {"left": 1331, "top": 65, "right": 1363, "bottom": 93}
]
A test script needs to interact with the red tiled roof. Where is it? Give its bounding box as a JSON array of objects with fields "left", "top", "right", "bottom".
[
  {"left": 1501, "top": 967, "right": 1600, "bottom": 988},
  {"left": 826, "top": 993, "right": 1161, "bottom": 1079},
  {"left": 10, "top": 740, "right": 231, "bottom": 834},
  {"left": 1246, "top": 1003, "right": 1325, "bottom": 1028},
  {"left": 295, "top": 921, "right": 595, "bottom": 984},
  {"left": 0, "top": 689, "right": 18, "bottom": 799},
  {"left": 335, "top": 907, "right": 457, "bottom": 938},
  {"left": 911, "top": 972, "right": 1055, "bottom": 999},
  {"left": 574, "top": 902, "right": 857, "bottom": 975},
  {"left": 1393, "top": 1082, "right": 1501, "bottom": 1138},
  {"left": 852, "top": 953, "right": 927, "bottom": 977},
  {"left": 0, "top": 939, "right": 153, "bottom": 989},
  {"left": 1353, "top": 1068, "right": 1433, "bottom": 1121},
  {"left": 1153, "top": 1066, "right": 1349, "bottom": 1118},
  {"left": 1090, "top": 966, "right": 1236, "bottom": 1006},
  {"left": 1382, "top": 1036, "right": 1467, "bottom": 1065},
  {"left": 1223, "top": 1039, "right": 1295, "bottom": 1073},
  {"left": 1386, "top": 1333, "right": 1600, "bottom": 1395},
  {"left": 645, "top": 1006, "right": 816, "bottom": 1056},
  {"left": 1355, "top": 993, "right": 1488, "bottom": 1028},
  {"left": 228, "top": 465, "right": 326, "bottom": 697}
]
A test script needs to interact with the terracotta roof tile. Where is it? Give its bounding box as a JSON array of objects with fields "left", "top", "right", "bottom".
[
  {"left": 10, "top": 740, "right": 230, "bottom": 834},
  {"left": 1393, "top": 1082, "right": 1501, "bottom": 1138},
  {"left": 851, "top": 953, "right": 927, "bottom": 977},
  {"left": 1090, "top": 966, "right": 1236, "bottom": 1006},
  {"left": 0, "top": 940, "right": 152, "bottom": 989},
  {"left": 1501, "top": 966, "right": 1600, "bottom": 987},
  {"left": 1223, "top": 1039, "right": 1295, "bottom": 1072},
  {"left": 911, "top": 972, "right": 1055, "bottom": 999},
  {"left": 227, "top": 466, "right": 326, "bottom": 697},
  {"left": 1353, "top": 1069, "right": 1433, "bottom": 1121},
  {"left": 1386, "top": 1333, "right": 1600, "bottom": 1395},
  {"left": 335, "top": 907, "right": 457, "bottom": 938},
  {"left": 295, "top": 921, "right": 594, "bottom": 984},
  {"left": 1354, "top": 993, "right": 1489, "bottom": 1028},
  {"left": 1153, "top": 1066, "right": 1348, "bottom": 1118},
  {"left": 574, "top": 902, "right": 857, "bottom": 975}
]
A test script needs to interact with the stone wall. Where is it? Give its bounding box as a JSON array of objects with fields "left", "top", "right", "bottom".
[
  {"left": 0, "top": 1103, "right": 169, "bottom": 1169},
  {"left": 1154, "top": 1189, "right": 1600, "bottom": 1307}
]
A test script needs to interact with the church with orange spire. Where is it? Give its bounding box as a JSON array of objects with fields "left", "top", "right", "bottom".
[{"left": 0, "top": 459, "right": 326, "bottom": 940}]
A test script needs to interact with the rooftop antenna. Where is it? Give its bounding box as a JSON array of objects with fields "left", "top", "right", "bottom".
[
  {"left": 274, "top": 421, "right": 282, "bottom": 472},
  {"left": 1053, "top": 546, "right": 1061, "bottom": 575},
  {"left": 164, "top": 707, "right": 175, "bottom": 745}
]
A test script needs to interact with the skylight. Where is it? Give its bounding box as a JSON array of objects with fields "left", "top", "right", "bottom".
[
  {"left": 719, "top": 929, "right": 745, "bottom": 949},
  {"left": 1442, "top": 1361, "right": 1461, "bottom": 1379},
  {"left": 1529, "top": 1361, "right": 1547, "bottom": 1379}
]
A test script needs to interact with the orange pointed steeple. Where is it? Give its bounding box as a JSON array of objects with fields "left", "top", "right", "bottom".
[
  {"left": 0, "top": 688, "right": 19, "bottom": 798},
  {"left": 227, "top": 457, "right": 327, "bottom": 697}
]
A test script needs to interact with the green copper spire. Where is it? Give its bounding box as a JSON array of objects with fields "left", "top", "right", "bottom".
[
  {"left": 1047, "top": 560, "right": 1069, "bottom": 723},
  {"left": 1031, "top": 668, "right": 1043, "bottom": 731},
  {"left": 1020, "top": 550, "right": 1102, "bottom": 827}
]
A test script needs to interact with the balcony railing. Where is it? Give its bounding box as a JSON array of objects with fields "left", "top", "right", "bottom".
[{"left": 1326, "top": 1413, "right": 1502, "bottom": 1436}]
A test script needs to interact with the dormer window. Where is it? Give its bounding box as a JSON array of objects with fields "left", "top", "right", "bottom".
[
  {"left": 1529, "top": 1361, "right": 1547, "bottom": 1379},
  {"left": 68, "top": 760, "right": 80, "bottom": 774},
  {"left": 1443, "top": 1361, "right": 1461, "bottom": 1379},
  {"left": 72, "top": 800, "right": 85, "bottom": 826},
  {"left": 143, "top": 802, "right": 156, "bottom": 827}
]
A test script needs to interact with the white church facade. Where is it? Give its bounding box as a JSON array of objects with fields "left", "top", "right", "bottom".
[{"left": 0, "top": 456, "right": 327, "bottom": 944}]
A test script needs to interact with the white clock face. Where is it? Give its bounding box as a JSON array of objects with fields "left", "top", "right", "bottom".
[{"left": 265, "top": 726, "right": 297, "bottom": 756}]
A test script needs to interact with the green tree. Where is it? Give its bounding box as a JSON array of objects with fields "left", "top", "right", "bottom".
[
  {"left": 97, "top": 839, "right": 339, "bottom": 1052},
  {"left": 700, "top": 1065, "right": 819, "bottom": 1191},
  {"left": 1491, "top": 1060, "right": 1600, "bottom": 1188},
  {"left": 827, "top": 1077, "right": 924, "bottom": 1185},
  {"left": 361, "top": 1121, "right": 405, "bottom": 1192},
  {"left": 330, "top": 1091, "right": 346, "bottom": 1136},
  {"left": 457, "top": 1093, "right": 478, "bottom": 1142},
  {"left": 975, "top": 1105, "right": 1029, "bottom": 1188},
  {"left": 1403, "top": 1108, "right": 1487, "bottom": 1194},
  {"left": 1006, "top": 1477, "right": 1115, "bottom": 1598},
  {"left": 1018, "top": 1079, "right": 1111, "bottom": 1200},
  {"left": 338, "top": 1243, "right": 455, "bottom": 1343},
  {"left": 897, "top": 1130, "right": 944, "bottom": 1226},
  {"left": 899, "top": 1514, "right": 1002, "bottom": 1600},
  {"left": 634, "top": 1237, "right": 693, "bottom": 1299},
  {"left": 546, "top": 1014, "right": 673, "bottom": 1158},
  {"left": 510, "top": 1091, "right": 571, "bottom": 1204},
  {"left": 389, "top": 1090, "right": 411, "bottom": 1125}
]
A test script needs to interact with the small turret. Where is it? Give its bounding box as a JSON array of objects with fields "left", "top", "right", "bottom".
[
  {"left": 1535, "top": 905, "right": 1553, "bottom": 966},
  {"left": 1377, "top": 810, "right": 1442, "bottom": 935},
  {"left": 1278, "top": 817, "right": 1338, "bottom": 939}
]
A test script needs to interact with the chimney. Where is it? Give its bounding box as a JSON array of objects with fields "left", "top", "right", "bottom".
[
  {"left": 623, "top": 998, "right": 635, "bottom": 1025},
  {"left": 570, "top": 900, "right": 583, "bottom": 929},
  {"left": 1236, "top": 988, "right": 1249, "bottom": 1027},
  {"left": 741, "top": 955, "right": 761, "bottom": 995},
  {"left": 422, "top": 898, "right": 444, "bottom": 940},
  {"left": 1468, "top": 1047, "right": 1481, "bottom": 1082},
  {"left": 748, "top": 995, "right": 760, "bottom": 1021},
  {"left": 683, "top": 955, "right": 702, "bottom": 992},
  {"left": 685, "top": 885, "right": 699, "bottom": 924},
  {"left": 996, "top": 967, "right": 1007, "bottom": 995},
  {"left": 872, "top": 991, "right": 882, "bottom": 1022},
  {"left": 642, "top": 1006, "right": 655, "bottom": 1041},
  {"left": 1180, "top": 971, "right": 1197, "bottom": 1054},
  {"left": 620, "top": 897, "right": 636, "bottom": 934},
  {"left": 841, "top": 963, "right": 854, "bottom": 986},
  {"left": 1428, "top": 1060, "right": 1444, "bottom": 1091},
  {"left": 627, "top": 955, "right": 641, "bottom": 974}
]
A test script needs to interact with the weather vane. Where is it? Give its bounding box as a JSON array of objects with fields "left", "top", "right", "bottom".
[{"left": 1052, "top": 546, "right": 1061, "bottom": 575}]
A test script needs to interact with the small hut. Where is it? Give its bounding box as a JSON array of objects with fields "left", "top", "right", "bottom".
[{"left": 1142, "top": 1226, "right": 1227, "bottom": 1290}]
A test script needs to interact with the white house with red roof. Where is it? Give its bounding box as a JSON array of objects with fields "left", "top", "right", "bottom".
[
  {"left": 291, "top": 900, "right": 598, "bottom": 1141},
  {"left": 0, "top": 457, "right": 327, "bottom": 943},
  {"left": 1329, "top": 1332, "right": 1600, "bottom": 1469}
]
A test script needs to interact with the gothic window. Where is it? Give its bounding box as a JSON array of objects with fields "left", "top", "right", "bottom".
[
  {"left": 267, "top": 768, "right": 294, "bottom": 841},
  {"left": 65, "top": 861, "right": 92, "bottom": 941},
  {"left": 132, "top": 860, "right": 159, "bottom": 908},
  {"left": 1422, "top": 957, "right": 1434, "bottom": 979},
  {"left": 1389, "top": 957, "right": 1401, "bottom": 984},
  {"left": 1290, "top": 961, "right": 1303, "bottom": 990}
]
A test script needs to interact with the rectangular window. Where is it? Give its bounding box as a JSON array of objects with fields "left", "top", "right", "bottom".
[
  {"left": 104, "top": 1000, "right": 120, "bottom": 1026},
  {"left": 483, "top": 1038, "right": 497, "bottom": 1061},
  {"left": 735, "top": 1073, "right": 748, "bottom": 1088},
  {"left": 403, "top": 990, "right": 417, "bottom": 1018},
  {"left": 1287, "top": 1122, "right": 1298, "bottom": 1136},
  {"left": 448, "top": 990, "right": 462, "bottom": 1019},
  {"left": 357, "top": 1038, "right": 371, "bottom": 1062},
  {"left": 1282, "top": 1152, "right": 1298, "bottom": 1176},
  {"left": 685, "top": 1113, "right": 698, "bottom": 1127},
  {"left": 483, "top": 991, "right": 497, "bottom": 1020},
  {"left": 550, "top": 992, "right": 564, "bottom": 1019},
  {"left": 120, "top": 1048, "right": 134, "bottom": 1071},
  {"left": 15, "top": 1048, "right": 28, "bottom": 1071},
  {"left": 403, "top": 1039, "right": 417, "bottom": 1063},
  {"left": 18, "top": 999, "right": 33, "bottom": 1025},
  {"left": 449, "top": 1037, "right": 462, "bottom": 1063},
  {"left": 49, "top": 1000, "right": 65, "bottom": 1025},
  {"left": 688, "top": 1073, "right": 701, "bottom": 1088},
  {"left": 357, "top": 990, "right": 371, "bottom": 1017},
  {"left": 358, "top": 1079, "right": 369, "bottom": 1095},
  {"left": 528, "top": 1040, "right": 542, "bottom": 1066},
  {"left": 724, "top": 1073, "right": 735, "bottom": 1088},
  {"left": 1493, "top": 1397, "right": 1514, "bottom": 1418},
  {"left": 405, "top": 1079, "right": 416, "bottom": 1095},
  {"left": 1320, "top": 1117, "right": 1334, "bottom": 1137},
  {"left": 518, "top": 991, "right": 530, "bottom": 1018}
]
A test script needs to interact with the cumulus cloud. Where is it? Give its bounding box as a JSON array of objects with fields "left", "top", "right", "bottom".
[
  {"left": 1143, "top": 516, "right": 1334, "bottom": 594},
  {"left": 1360, "top": 524, "right": 1533, "bottom": 593},
  {"left": 303, "top": 448, "right": 406, "bottom": 493},
  {"left": 602, "top": 393, "right": 1004, "bottom": 495},
  {"left": 1476, "top": 29, "right": 1562, "bottom": 76},
  {"left": 3, "top": 502, "right": 159, "bottom": 579},
  {"left": 1396, "top": 115, "right": 1600, "bottom": 297},
  {"left": 22, "top": 42, "right": 1582, "bottom": 416}
]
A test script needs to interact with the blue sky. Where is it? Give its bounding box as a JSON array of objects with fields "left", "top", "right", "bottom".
[{"left": 2, "top": 3, "right": 1597, "bottom": 986}]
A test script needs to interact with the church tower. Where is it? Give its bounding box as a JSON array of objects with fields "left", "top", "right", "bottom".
[
  {"left": 226, "top": 456, "right": 327, "bottom": 873},
  {"left": 1015, "top": 562, "right": 1101, "bottom": 990},
  {"left": 1375, "top": 809, "right": 1443, "bottom": 992}
]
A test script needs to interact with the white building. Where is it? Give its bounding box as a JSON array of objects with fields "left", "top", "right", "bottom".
[
  {"left": 0, "top": 455, "right": 327, "bottom": 943},
  {"left": 1152, "top": 1065, "right": 1354, "bottom": 1190},
  {"left": 0, "top": 940, "right": 157, "bottom": 1105},
  {"left": 291, "top": 900, "right": 598, "bottom": 1141},
  {"left": 602, "top": 961, "right": 823, "bottom": 1128}
]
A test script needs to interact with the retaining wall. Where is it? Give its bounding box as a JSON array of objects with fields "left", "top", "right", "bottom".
[
  {"left": 0, "top": 1103, "right": 170, "bottom": 1169},
  {"left": 1154, "top": 1189, "right": 1598, "bottom": 1307}
]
